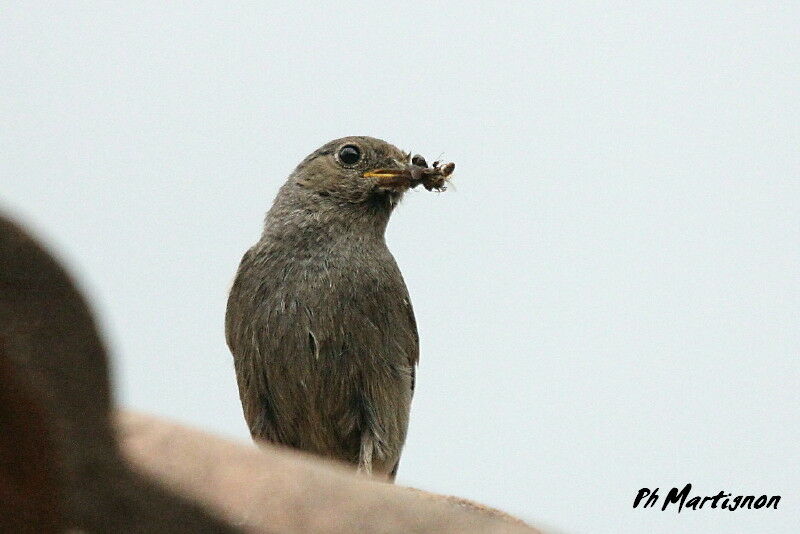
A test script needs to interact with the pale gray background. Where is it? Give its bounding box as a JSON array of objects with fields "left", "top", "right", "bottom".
[{"left": 2, "top": 2, "right": 798, "bottom": 533}]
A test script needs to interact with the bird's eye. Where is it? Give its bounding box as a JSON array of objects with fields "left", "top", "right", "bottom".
[{"left": 337, "top": 145, "right": 361, "bottom": 166}]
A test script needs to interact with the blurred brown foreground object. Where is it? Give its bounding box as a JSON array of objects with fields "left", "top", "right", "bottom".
[
  {"left": 0, "top": 343, "right": 63, "bottom": 533},
  {"left": 0, "top": 211, "right": 536, "bottom": 533},
  {"left": 118, "top": 411, "right": 537, "bottom": 534},
  {"left": 0, "top": 214, "right": 240, "bottom": 533}
]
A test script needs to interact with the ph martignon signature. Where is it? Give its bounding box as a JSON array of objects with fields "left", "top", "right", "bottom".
[{"left": 634, "top": 484, "right": 780, "bottom": 512}]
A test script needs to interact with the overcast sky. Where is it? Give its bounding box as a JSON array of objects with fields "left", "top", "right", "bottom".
[{"left": 3, "top": 3, "right": 799, "bottom": 533}]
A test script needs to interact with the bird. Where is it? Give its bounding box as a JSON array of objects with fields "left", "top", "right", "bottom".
[{"left": 225, "top": 136, "right": 451, "bottom": 480}]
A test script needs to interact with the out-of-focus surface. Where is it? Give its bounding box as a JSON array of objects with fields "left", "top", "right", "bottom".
[
  {"left": 118, "top": 411, "right": 536, "bottom": 534},
  {"left": 2, "top": 3, "right": 798, "bottom": 533}
]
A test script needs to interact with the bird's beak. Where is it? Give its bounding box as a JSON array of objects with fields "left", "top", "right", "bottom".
[{"left": 362, "top": 167, "right": 413, "bottom": 189}]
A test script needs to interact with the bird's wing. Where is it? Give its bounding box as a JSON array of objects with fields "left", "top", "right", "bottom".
[
  {"left": 225, "top": 248, "right": 272, "bottom": 438},
  {"left": 402, "top": 295, "right": 420, "bottom": 393}
]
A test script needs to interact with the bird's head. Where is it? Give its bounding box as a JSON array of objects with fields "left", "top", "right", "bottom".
[{"left": 290, "top": 136, "right": 453, "bottom": 208}]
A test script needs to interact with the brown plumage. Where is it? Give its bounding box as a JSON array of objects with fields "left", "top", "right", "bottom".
[{"left": 226, "top": 136, "right": 453, "bottom": 479}]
